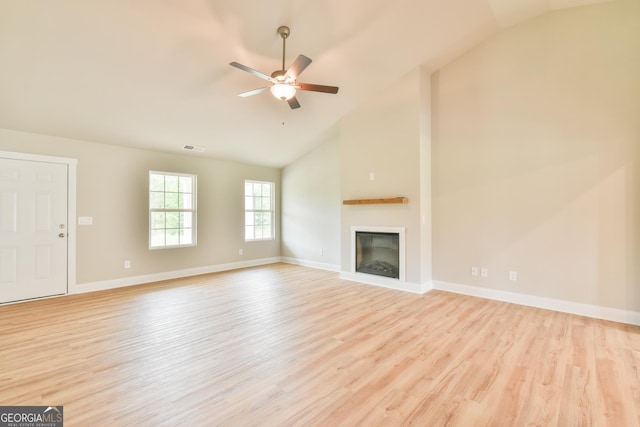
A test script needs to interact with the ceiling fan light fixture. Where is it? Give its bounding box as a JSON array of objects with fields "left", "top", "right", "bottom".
[{"left": 270, "top": 83, "right": 296, "bottom": 100}]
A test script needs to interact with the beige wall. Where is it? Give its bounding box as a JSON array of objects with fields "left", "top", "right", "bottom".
[
  {"left": 432, "top": 0, "right": 640, "bottom": 310},
  {"left": 282, "top": 69, "right": 432, "bottom": 286},
  {"left": 281, "top": 127, "right": 341, "bottom": 269},
  {"left": 0, "top": 128, "right": 281, "bottom": 285},
  {"left": 340, "top": 68, "right": 431, "bottom": 286}
]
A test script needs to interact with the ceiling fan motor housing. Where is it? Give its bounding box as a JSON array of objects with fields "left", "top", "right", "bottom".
[{"left": 270, "top": 69, "right": 288, "bottom": 80}]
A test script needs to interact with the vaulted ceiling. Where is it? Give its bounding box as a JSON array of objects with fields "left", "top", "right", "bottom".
[{"left": 0, "top": 0, "right": 610, "bottom": 167}]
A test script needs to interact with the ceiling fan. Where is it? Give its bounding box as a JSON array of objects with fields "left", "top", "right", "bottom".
[{"left": 229, "top": 26, "right": 339, "bottom": 110}]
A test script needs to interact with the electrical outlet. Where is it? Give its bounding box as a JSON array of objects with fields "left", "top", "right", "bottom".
[
  {"left": 238, "top": 249, "right": 243, "bottom": 255},
  {"left": 124, "top": 260, "right": 131, "bottom": 269},
  {"left": 320, "top": 248, "right": 324, "bottom": 256},
  {"left": 509, "top": 271, "right": 518, "bottom": 281},
  {"left": 481, "top": 268, "right": 488, "bottom": 278},
  {"left": 471, "top": 267, "right": 479, "bottom": 276}
]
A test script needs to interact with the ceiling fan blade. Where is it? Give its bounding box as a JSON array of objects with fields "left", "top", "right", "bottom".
[
  {"left": 297, "top": 83, "right": 339, "bottom": 94},
  {"left": 238, "top": 87, "right": 269, "bottom": 98},
  {"left": 287, "top": 96, "right": 301, "bottom": 109},
  {"left": 285, "top": 55, "right": 312, "bottom": 80},
  {"left": 229, "top": 62, "right": 274, "bottom": 82}
]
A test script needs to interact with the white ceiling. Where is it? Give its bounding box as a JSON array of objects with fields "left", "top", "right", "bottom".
[{"left": 0, "top": 0, "right": 610, "bottom": 168}]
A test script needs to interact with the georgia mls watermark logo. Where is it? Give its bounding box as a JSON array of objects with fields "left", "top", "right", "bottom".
[{"left": 0, "top": 406, "right": 63, "bottom": 427}]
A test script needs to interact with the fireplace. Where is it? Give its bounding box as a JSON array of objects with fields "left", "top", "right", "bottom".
[
  {"left": 351, "top": 226, "right": 405, "bottom": 282},
  {"left": 356, "top": 232, "right": 399, "bottom": 279}
]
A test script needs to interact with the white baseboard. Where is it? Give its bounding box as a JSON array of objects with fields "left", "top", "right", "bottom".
[
  {"left": 71, "top": 257, "right": 282, "bottom": 294},
  {"left": 340, "top": 272, "right": 431, "bottom": 294},
  {"left": 281, "top": 257, "right": 340, "bottom": 272},
  {"left": 71, "top": 258, "right": 640, "bottom": 326},
  {"left": 432, "top": 280, "right": 640, "bottom": 326},
  {"left": 281, "top": 257, "right": 429, "bottom": 293}
]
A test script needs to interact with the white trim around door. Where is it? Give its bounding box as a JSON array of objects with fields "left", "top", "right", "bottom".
[{"left": 0, "top": 150, "right": 77, "bottom": 302}]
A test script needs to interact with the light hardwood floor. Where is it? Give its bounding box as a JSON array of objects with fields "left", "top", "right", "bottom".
[{"left": 1, "top": 263, "right": 639, "bottom": 426}]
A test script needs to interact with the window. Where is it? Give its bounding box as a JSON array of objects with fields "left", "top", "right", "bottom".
[
  {"left": 245, "top": 180, "right": 274, "bottom": 241},
  {"left": 149, "top": 171, "right": 196, "bottom": 249}
]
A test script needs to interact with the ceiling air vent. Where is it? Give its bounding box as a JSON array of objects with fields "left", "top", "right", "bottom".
[{"left": 183, "top": 144, "right": 206, "bottom": 153}]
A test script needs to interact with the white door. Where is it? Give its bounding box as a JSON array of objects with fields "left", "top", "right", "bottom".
[{"left": 0, "top": 158, "right": 68, "bottom": 303}]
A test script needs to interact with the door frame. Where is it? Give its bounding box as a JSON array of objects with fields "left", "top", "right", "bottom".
[{"left": 0, "top": 150, "right": 77, "bottom": 297}]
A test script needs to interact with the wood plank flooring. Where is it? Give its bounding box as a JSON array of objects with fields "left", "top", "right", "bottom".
[{"left": 1, "top": 263, "right": 639, "bottom": 426}]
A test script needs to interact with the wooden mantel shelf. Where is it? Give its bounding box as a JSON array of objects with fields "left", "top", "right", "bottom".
[{"left": 343, "top": 197, "right": 408, "bottom": 205}]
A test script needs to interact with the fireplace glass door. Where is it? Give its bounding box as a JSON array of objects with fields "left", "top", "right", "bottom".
[{"left": 355, "top": 232, "right": 400, "bottom": 279}]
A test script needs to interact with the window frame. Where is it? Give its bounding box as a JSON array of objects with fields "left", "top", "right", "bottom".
[
  {"left": 244, "top": 180, "right": 275, "bottom": 242},
  {"left": 148, "top": 170, "right": 197, "bottom": 250}
]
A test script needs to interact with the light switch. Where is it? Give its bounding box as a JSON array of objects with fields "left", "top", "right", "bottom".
[{"left": 78, "top": 216, "right": 93, "bottom": 225}]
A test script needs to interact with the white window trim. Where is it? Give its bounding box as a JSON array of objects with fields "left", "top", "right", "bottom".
[
  {"left": 149, "top": 171, "right": 197, "bottom": 250},
  {"left": 244, "top": 180, "right": 275, "bottom": 242}
]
